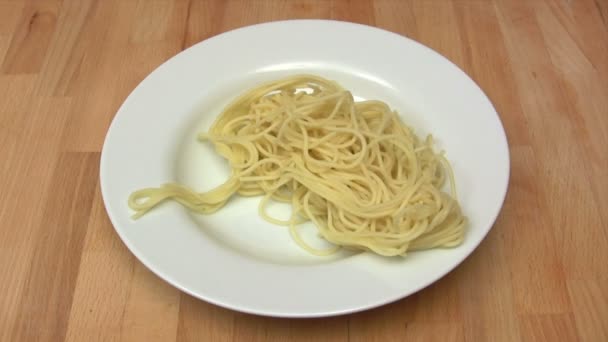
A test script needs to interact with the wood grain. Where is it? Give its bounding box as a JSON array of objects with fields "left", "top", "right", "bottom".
[{"left": 0, "top": 0, "right": 606, "bottom": 341}]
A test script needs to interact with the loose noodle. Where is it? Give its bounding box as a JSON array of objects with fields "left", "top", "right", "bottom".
[{"left": 128, "top": 75, "right": 466, "bottom": 256}]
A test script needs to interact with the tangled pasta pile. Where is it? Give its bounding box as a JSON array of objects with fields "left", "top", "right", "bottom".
[{"left": 129, "top": 75, "right": 466, "bottom": 256}]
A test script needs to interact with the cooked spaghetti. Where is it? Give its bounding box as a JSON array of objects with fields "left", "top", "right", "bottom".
[{"left": 128, "top": 75, "right": 466, "bottom": 256}]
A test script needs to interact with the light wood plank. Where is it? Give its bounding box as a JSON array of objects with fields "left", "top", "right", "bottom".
[
  {"left": 535, "top": 0, "right": 608, "bottom": 228},
  {"left": 0, "top": 1, "right": 25, "bottom": 66},
  {"left": 232, "top": 315, "right": 348, "bottom": 342},
  {"left": 119, "top": 263, "right": 181, "bottom": 342},
  {"left": 64, "top": 187, "right": 137, "bottom": 342},
  {"left": 518, "top": 313, "right": 581, "bottom": 342},
  {"left": 495, "top": 0, "right": 608, "bottom": 280},
  {"left": 0, "top": 95, "right": 71, "bottom": 340},
  {"left": 34, "top": 0, "right": 96, "bottom": 96},
  {"left": 1, "top": 0, "right": 61, "bottom": 74},
  {"left": 567, "top": 279, "right": 608, "bottom": 341},
  {"left": 176, "top": 296, "right": 236, "bottom": 342},
  {"left": 373, "top": 0, "right": 418, "bottom": 39},
  {"left": 9, "top": 152, "right": 99, "bottom": 341},
  {"left": 331, "top": 0, "right": 375, "bottom": 25},
  {"left": 502, "top": 146, "right": 571, "bottom": 314},
  {"left": 60, "top": 0, "right": 189, "bottom": 152},
  {"left": 349, "top": 299, "right": 416, "bottom": 341}
]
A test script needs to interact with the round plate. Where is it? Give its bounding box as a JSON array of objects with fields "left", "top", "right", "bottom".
[{"left": 100, "top": 20, "right": 509, "bottom": 317}]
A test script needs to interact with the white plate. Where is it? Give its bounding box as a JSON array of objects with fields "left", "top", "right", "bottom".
[{"left": 100, "top": 20, "right": 509, "bottom": 317}]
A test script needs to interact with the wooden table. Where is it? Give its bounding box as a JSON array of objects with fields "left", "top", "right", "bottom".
[{"left": 1, "top": 0, "right": 607, "bottom": 341}]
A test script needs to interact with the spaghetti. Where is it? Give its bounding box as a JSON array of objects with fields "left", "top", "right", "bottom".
[{"left": 128, "top": 75, "right": 466, "bottom": 256}]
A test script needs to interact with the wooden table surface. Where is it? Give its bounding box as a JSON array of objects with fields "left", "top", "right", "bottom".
[{"left": 1, "top": 0, "right": 607, "bottom": 341}]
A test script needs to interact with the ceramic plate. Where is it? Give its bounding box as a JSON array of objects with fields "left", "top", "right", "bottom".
[{"left": 100, "top": 20, "right": 509, "bottom": 317}]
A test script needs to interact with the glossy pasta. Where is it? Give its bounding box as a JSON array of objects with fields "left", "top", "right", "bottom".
[{"left": 128, "top": 75, "right": 466, "bottom": 256}]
